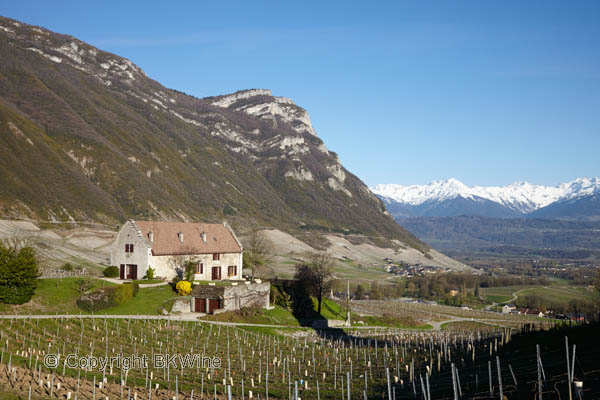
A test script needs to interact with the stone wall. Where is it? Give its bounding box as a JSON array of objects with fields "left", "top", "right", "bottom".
[
  {"left": 171, "top": 297, "right": 192, "bottom": 313},
  {"left": 191, "top": 281, "right": 270, "bottom": 312}
]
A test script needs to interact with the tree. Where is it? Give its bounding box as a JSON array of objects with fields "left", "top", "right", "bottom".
[
  {"left": 75, "top": 277, "right": 93, "bottom": 294},
  {"left": 242, "top": 230, "right": 275, "bottom": 279},
  {"left": 354, "top": 284, "right": 365, "bottom": 300},
  {"left": 0, "top": 240, "right": 39, "bottom": 304},
  {"left": 294, "top": 251, "right": 334, "bottom": 315}
]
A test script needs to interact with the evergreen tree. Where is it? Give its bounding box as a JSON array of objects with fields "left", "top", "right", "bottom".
[{"left": 0, "top": 241, "right": 39, "bottom": 304}]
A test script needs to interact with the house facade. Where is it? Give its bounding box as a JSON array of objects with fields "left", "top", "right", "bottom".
[{"left": 110, "top": 220, "right": 243, "bottom": 281}]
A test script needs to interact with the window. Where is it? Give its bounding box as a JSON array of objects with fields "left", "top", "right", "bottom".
[
  {"left": 125, "top": 244, "right": 134, "bottom": 253},
  {"left": 195, "top": 262, "right": 203, "bottom": 274},
  {"left": 228, "top": 265, "right": 237, "bottom": 277},
  {"left": 213, "top": 253, "right": 220, "bottom": 261}
]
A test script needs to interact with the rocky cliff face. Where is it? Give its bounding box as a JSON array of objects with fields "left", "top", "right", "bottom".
[{"left": 0, "top": 16, "right": 426, "bottom": 252}]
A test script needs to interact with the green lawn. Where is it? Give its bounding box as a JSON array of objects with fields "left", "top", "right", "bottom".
[
  {"left": 132, "top": 279, "right": 165, "bottom": 284},
  {"left": 481, "top": 284, "right": 598, "bottom": 309},
  {"left": 0, "top": 277, "right": 115, "bottom": 315},
  {"left": 97, "top": 285, "right": 178, "bottom": 315}
]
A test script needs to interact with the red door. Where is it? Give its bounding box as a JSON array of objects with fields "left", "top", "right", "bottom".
[
  {"left": 208, "top": 299, "right": 220, "bottom": 314},
  {"left": 120, "top": 264, "right": 125, "bottom": 280},
  {"left": 211, "top": 266, "right": 221, "bottom": 280},
  {"left": 127, "top": 264, "right": 137, "bottom": 280},
  {"left": 195, "top": 298, "right": 206, "bottom": 313}
]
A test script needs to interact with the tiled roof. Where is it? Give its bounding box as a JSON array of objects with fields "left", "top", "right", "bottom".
[{"left": 134, "top": 221, "right": 242, "bottom": 256}]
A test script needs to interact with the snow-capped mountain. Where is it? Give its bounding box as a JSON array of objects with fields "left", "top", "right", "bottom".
[{"left": 371, "top": 178, "right": 600, "bottom": 219}]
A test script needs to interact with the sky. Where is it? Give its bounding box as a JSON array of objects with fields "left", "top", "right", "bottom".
[{"left": 2, "top": 1, "right": 599, "bottom": 187}]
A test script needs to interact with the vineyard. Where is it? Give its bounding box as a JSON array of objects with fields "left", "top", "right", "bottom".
[{"left": 0, "top": 314, "right": 597, "bottom": 399}]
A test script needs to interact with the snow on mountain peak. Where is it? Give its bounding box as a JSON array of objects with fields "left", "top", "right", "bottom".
[{"left": 371, "top": 178, "right": 600, "bottom": 214}]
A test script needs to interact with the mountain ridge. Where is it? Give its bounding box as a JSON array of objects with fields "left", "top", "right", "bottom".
[
  {"left": 0, "top": 15, "right": 428, "bottom": 255},
  {"left": 372, "top": 178, "right": 600, "bottom": 220}
]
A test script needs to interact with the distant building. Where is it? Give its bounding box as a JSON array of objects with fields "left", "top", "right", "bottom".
[
  {"left": 518, "top": 308, "right": 544, "bottom": 318},
  {"left": 502, "top": 305, "right": 516, "bottom": 314}
]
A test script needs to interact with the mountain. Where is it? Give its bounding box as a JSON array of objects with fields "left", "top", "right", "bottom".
[
  {"left": 372, "top": 178, "right": 600, "bottom": 220},
  {"left": 0, "top": 16, "right": 427, "bottom": 253}
]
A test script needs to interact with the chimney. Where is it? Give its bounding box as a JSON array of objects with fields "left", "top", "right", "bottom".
[
  {"left": 177, "top": 232, "right": 184, "bottom": 243},
  {"left": 148, "top": 231, "right": 154, "bottom": 243},
  {"left": 201, "top": 232, "right": 207, "bottom": 243}
]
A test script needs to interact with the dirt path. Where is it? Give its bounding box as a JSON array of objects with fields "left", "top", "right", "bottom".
[{"left": 484, "top": 287, "right": 531, "bottom": 311}]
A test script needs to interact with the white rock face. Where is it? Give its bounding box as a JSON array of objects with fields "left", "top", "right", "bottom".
[
  {"left": 285, "top": 166, "right": 314, "bottom": 182},
  {"left": 371, "top": 177, "right": 600, "bottom": 214},
  {"left": 211, "top": 89, "right": 273, "bottom": 107},
  {"left": 327, "top": 164, "right": 346, "bottom": 183},
  {"left": 26, "top": 47, "right": 62, "bottom": 63},
  {"left": 54, "top": 42, "right": 83, "bottom": 64},
  {"left": 211, "top": 89, "right": 318, "bottom": 137},
  {"left": 327, "top": 177, "right": 352, "bottom": 197}
]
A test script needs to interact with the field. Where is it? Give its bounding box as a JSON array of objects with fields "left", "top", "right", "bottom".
[{"left": 480, "top": 284, "right": 597, "bottom": 311}]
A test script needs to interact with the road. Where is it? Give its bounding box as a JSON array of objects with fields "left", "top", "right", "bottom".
[
  {"left": 0, "top": 312, "right": 514, "bottom": 332},
  {"left": 484, "top": 287, "right": 531, "bottom": 311}
]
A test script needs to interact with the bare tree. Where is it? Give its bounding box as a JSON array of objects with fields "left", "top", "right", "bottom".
[
  {"left": 295, "top": 251, "right": 334, "bottom": 315},
  {"left": 243, "top": 229, "right": 274, "bottom": 279},
  {"left": 168, "top": 246, "right": 197, "bottom": 281}
]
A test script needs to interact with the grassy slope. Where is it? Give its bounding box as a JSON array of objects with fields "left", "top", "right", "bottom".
[
  {"left": 201, "top": 296, "right": 431, "bottom": 329},
  {"left": 0, "top": 278, "right": 177, "bottom": 316},
  {"left": 0, "top": 278, "right": 115, "bottom": 314},
  {"left": 481, "top": 284, "right": 598, "bottom": 309},
  {"left": 97, "top": 285, "right": 177, "bottom": 315}
]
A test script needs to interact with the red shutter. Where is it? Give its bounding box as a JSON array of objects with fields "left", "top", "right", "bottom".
[
  {"left": 130, "top": 244, "right": 134, "bottom": 253},
  {"left": 125, "top": 244, "right": 129, "bottom": 253}
]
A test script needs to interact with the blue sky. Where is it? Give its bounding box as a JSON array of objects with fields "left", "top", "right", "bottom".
[{"left": 3, "top": 1, "right": 599, "bottom": 186}]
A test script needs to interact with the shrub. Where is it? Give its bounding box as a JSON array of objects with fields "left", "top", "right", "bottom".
[
  {"left": 184, "top": 262, "right": 195, "bottom": 282},
  {"left": 77, "top": 287, "right": 117, "bottom": 312},
  {"left": 176, "top": 280, "right": 192, "bottom": 296},
  {"left": 271, "top": 285, "right": 291, "bottom": 309},
  {"left": 131, "top": 282, "right": 140, "bottom": 297},
  {"left": 61, "top": 262, "right": 73, "bottom": 271},
  {"left": 114, "top": 284, "right": 134, "bottom": 305},
  {"left": 103, "top": 266, "right": 119, "bottom": 278},
  {"left": 145, "top": 267, "right": 155, "bottom": 280},
  {"left": 237, "top": 305, "right": 263, "bottom": 317},
  {"left": 75, "top": 277, "right": 94, "bottom": 294}
]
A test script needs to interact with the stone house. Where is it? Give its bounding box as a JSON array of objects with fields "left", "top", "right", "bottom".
[{"left": 110, "top": 220, "right": 243, "bottom": 281}]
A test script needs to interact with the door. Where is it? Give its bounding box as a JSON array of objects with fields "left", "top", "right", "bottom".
[
  {"left": 120, "top": 264, "right": 125, "bottom": 280},
  {"left": 195, "top": 298, "right": 206, "bottom": 313},
  {"left": 127, "top": 264, "right": 138, "bottom": 280},
  {"left": 208, "top": 299, "right": 221, "bottom": 314},
  {"left": 211, "top": 266, "right": 221, "bottom": 280}
]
